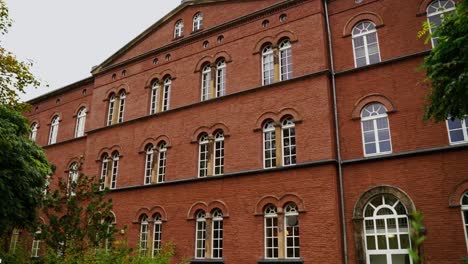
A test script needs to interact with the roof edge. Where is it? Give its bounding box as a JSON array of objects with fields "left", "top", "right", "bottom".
[{"left": 27, "top": 76, "right": 94, "bottom": 104}]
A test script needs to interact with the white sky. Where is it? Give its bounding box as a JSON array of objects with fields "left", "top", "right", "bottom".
[{"left": 2, "top": 1, "right": 179, "bottom": 101}]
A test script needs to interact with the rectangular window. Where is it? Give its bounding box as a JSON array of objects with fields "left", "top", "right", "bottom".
[
  {"left": 285, "top": 214, "right": 300, "bottom": 258},
  {"left": 157, "top": 150, "right": 167, "bottom": 183},
  {"left": 264, "top": 216, "right": 278, "bottom": 258},
  {"left": 282, "top": 124, "right": 296, "bottom": 166},
  {"left": 195, "top": 220, "right": 206, "bottom": 258},
  {"left": 216, "top": 66, "right": 226, "bottom": 97},
  {"left": 198, "top": 142, "right": 209, "bottom": 177},
  {"left": 145, "top": 151, "right": 153, "bottom": 185},
  {"left": 140, "top": 222, "right": 148, "bottom": 256},
  {"left": 150, "top": 87, "right": 159, "bottom": 114},
  {"left": 118, "top": 97, "right": 125, "bottom": 123},
  {"left": 153, "top": 221, "right": 162, "bottom": 256},
  {"left": 447, "top": 118, "right": 468, "bottom": 144},
  {"left": 212, "top": 217, "right": 223, "bottom": 259},
  {"left": 201, "top": 70, "right": 211, "bottom": 101},
  {"left": 214, "top": 139, "right": 224, "bottom": 175},
  {"left": 100, "top": 159, "right": 108, "bottom": 191},
  {"left": 280, "top": 48, "right": 293, "bottom": 81},
  {"left": 162, "top": 82, "right": 171, "bottom": 111},
  {"left": 264, "top": 129, "right": 277, "bottom": 168},
  {"left": 262, "top": 53, "right": 274, "bottom": 85},
  {"left": 111, "top": 158, "right": 118, "bottom": 189}
]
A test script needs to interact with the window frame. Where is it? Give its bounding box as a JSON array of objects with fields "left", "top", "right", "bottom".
[
  {"left": 68, "top": 162, "right": 79, "bottom": 196},
  {"left": 99, "top": 154, "right": 109, "bottom": 191},
  {"left": 281, "top": 117, "right": 296, "bottom": 166},
  {"left": 198, "top": 134, "right": 209, "bottom": 178},
  {"left": 48, "top": 115, "right": 60, "bottom": 145},
  {"left": 263, "top": 121, "right": 277, "bottom": 169},
  {"left": 31, "top": 229, "right": 41, "bottom": 258},
  {"left": 30, "top": 123, "right": 38, "bottom": 142},
  {"left": 360, "top": 103, "right": 392, "bottom": 157},
  {"left": 446, "top": 117, "right": 468, "bottom": 145},
  {"left": 144, "top": 144, "right": 154, "bottom": 185},
  {"left": 264, "top": 205, "right": 279, "bottom": 259},
  {"left": 157, "top": 142, "right": 167, "bottom": 183},
  {"left": 461, "top": 192, "right": 468, "bottom": 253},
  {"left": 211, "top": 209, "right": 224, "bottom": 259},
  {"left": 262, "top": 44, "right": 275, "bottom": 86},
  {"left": 152, "top": 213, "right": 163, "bottom": 257},
  {"left": 351, "top": 21, "right": 381, "bottom": 68},
  {"left": 193, "top": 12, "right": 203, "bottom": 32},
  {"left": 75, "top": 107, "right": 87, "bottom": 138},
  {"left": 195, "top": 210, "right": 207, "bottom": 259},
  {"left": 110, "top": 152, "right": 119, "bottom": 189},
  {"left": 284, "top": 203, "right": 300, "bottom": 259},
  {"left": 213, "top": 131, "right": 225, "bottom": 176},
  {"left": 201, "top": 64, "right": 212, "bottom": 101},
  {"left": 162, "top": 77, "right": 171, "bottom": 111},
  {"left": 107, "top": 94, "right": 116, "bottom": 126},
  {"left": 150, "top": 80, "right": 160, "bottom": 114},
  {"left": 216, "top": 59, "right": 226, "bottom": 97},
  {"left": 174, "top": 20, "right": 184, "bottom": 38},
  {"left": 279, "top": 39, "right": 293, "bottom": 81},
  {"left": 117, "top": 91, "right": 126, "bottom": 123},
  {"left": 426, "top": 0, "right": 456, "bottom": 47},
  {"left": 140, "top": 215, "right": 149, "bottom": 256}
]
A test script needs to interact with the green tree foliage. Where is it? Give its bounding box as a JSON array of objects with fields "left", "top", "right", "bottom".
[
  {"left": 0, "top": 0, "right": 42, "bottom": 111},
  {"left": 40, "top": 167, "right": 116, "bottom": 259},
  {"left": 421, "top": 1, "right": 468, "bottom": 122},
  {"left": 409, "top": 211, "right": 426, "bottom": 264},
  {"left": 0, "top": 105, "right": 51, "bottom": 238}
]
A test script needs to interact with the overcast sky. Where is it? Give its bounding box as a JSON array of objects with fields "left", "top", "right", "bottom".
[{"left": 2, "top": 1, "right": 179, "bottom": 101}]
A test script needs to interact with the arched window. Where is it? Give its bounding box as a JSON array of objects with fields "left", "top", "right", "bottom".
[
  {"left": 281, "top": 117, "right": 296, "bottom": 166},
  {"left": 262, "top": 44, "right": 274, "bottom": 85},
  {"left": 99, "top": 154, "right": 109, "bottom": 191},
  {"left": 48, "top": 115, "right": 60, "bottom": 145},
  {"left": 263, "top": 121, "right": 277, "bottom": 168},
  {"left": 363, "top": 194, "right": 411, "bottom": 263},
  {"left": 264, "top": 205, "right": 278, "bottom": 259},
  {"left": 427, "top": 0, "right": 456, "bottom": 47},
  {"left": 214, "top": 131, "right": 225, "bottom": 176},
  {"left": 198, "top": 133, "right": 209, "bottom": 177},
  {"left": 107, "top": 93, "right": 116, "bottom": 126},
  {"left": 193, "top": 12, "right": 203, "bottom": 31},
  {"left": 212, "top": 209, "right": 224, "bottom": 259},
  {"left": 68, "top": 162, "right": 79, "bottom": 196},
  {"left": 216, "top": 59, "right": 226, "bottom": 97},
  {"left": 279, "top": 39, "right": 293, "bottom": 81},
  {"left": 361, "top": 103, "right": 392, "bottom": 156},
  {"left": 31, "top": 229, "right": 41, "bottom": 258},
  {"left": 461, "top": 192, "right": 468, "bottom": 251},
  {"left": 150, "top": 80, "right": 160, "bottom": 114},
  {"left": 75, "top": 107, "right": 87, "bottom": 138},
  {"left": 174, "top": 20, "right": 184, "bottom": 38},
  {"left": 157, "top": 141, "right": 167, "bottom": 183},
  {"left": 110, "top": 152, "right": 119, "bottom": 189},
  {"left": 144, "top": 144, "right": 154, "bottom": 185},
  {"left": 195, "top": 210, "right": 207, "bottom": 259},
  {"left": 284, "top": 203, "right": 300, "bottom": 258},
  {"left": 30, "top": 123, "right": 38, "bottom": 142},
  {"left": 201, "top": 64, "right": 212, "bottom": 101},
  {"left": 118, "top": 90, "right": 126, "bottom": 123},
  {"left": 162, "top": 77, "right": 171, "bottom": 111},
  {"left": 446, "top": 117, "right": 468, "bottom": 144},
  {"left": 139, "top": 215, "right": 149, "bottom": 256},
  {"left": 153, "top": 213, "right": 163, "bottom": 256},
  {"left": 352, "top": 21, "right": 381, "bottom": 67}
]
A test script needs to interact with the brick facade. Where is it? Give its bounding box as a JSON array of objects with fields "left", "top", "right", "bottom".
[{"left": 22, "top": 0, "right": 468, "bottom": 263}]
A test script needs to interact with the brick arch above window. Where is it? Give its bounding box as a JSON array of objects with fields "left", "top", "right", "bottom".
[
  {"left": 104, "top": 84, "right": 130, "bottom": 100},
  {"left": 254, "top": 193, "right": 306, "bottom": 215},
  {"left": 47, "top": 112, "right": 62, "bottom": 123},
  {"left": 138, "top": 135, "right": 172, "bottom": 153},
  {"left": 187, "top": 201, "right": 209, "bottom": 220},
  {"left": 144, "top": 69, "right": 177, "bottom": 89},
  {"left": 133, "top": 207, "right": 151, "bottom": 223},
  {"left": 73, "top": 103, "right": 89, "bottom": 117},
  {"left": 214, "top": 51, "right": 233, "bottom": 63},
  {"left": 149, "top": 205, "right": 168, "bottom": 221},
  {"left": 95, "top": 145, "right": 122, "bottom": 161},
  {"left": 254, "top": 107, "right": 302, "bottom": 130},
  {"left": 417, "top": 0, "right": 438, "bottom": 16},
  {"left": 252, "top": 30, "right": 298, "bottom": 54},
  {"left": 194, "top": 51, "right": 233, "bottom": 73},
  {"left": 351, "top": 93, "right": 397, "bottom": 120},
  {"left": 449, "top": 179, "right": 468, "bottom": 207},
  {"left": 30, "top": 119, "right": 40, "bottom": 128},
  {"left": 207, "top": 200, "right": 230, "bottom": 217},
  {"left": 65, "top": 157, "right": 82, "bottom": 172},
  {"left": 343, "top": 12, "right": 384, "bottom": 37},
  {"left": 190, "top": 123, "right": 230, "bottom": 143}
]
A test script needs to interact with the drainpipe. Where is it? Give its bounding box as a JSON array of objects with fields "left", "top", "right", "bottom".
[{"left": 323, "top": 1, "right": 348, "bottom": 264}]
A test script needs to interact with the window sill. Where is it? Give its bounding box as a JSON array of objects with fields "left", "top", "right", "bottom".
[
  {"left": 258, "top": 259, "right": 303, "bottom": 264},
  {"left": 190, "top": 259, "right": 224, "bottom": 264}
]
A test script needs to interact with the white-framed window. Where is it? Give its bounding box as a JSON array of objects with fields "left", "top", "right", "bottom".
[
  {"left": 174, "top": 20, "right": 184, "bottom": 38},
  {"left": 48, "top": 115, "right": 60, "bottom": 145},
  {"left": 193, "top": 12, "right": 203, "bottom": 31},
  {"left": 150, "top": 80, "right": 160, "bottom": 114},
  {"left": 361, "top": 103, "right": 392, "bottom": 156},
  {"left": 363, "top": 194, "right": 412, "bottom": 264},
  {"left": 30, "top": 122, "right": 38, "bottom": 142},
  {"left": 153, "top": 213, "right": 163, "bottom": 256},
  {"left": 198, "top": 133, "right": 209, "bottom": 178},
  {"left": 216, "top": 59, "right": 226, "bottom": 97},
  {"left": 68, "top": 162, "right": 79, "bottom": 196},
  {"left": 162, "top": 77, "right": 171, "bottom": 111},
  {"left": 201, "top": 64, "right": 212, "bottom": 101},
  {"left": 352, "top": 21, "right": 381, "bottom": 67},
  {"left": 461, "top": 192, "right": 468, "bottom": 252},
  {"left": 446, "top": 117, "right": 468, "bottom": 144},
  {"left": 107, "top": 93, "right": 116, "bottom": 126},
  {"left": 279, "top": 39, "right": 293, "bottom": 81},
  {"left": 99, "top": 154, "right": 109, "bottom": 191},
  {"left": 118, "top": 91, "right": 126, "bottom": 123},
  {"left": 157, "top": 141, "right": 167, "bottom": 183},
  {"left": 9, "top": 228, "right": 20, "bottom": 253},
  {"left": 31, "top": 229, "right": 41, "bottom": 258},
  {"left": 144, "top": 144, "right": 154, "bottom": 185},
  {"left": 282, "top": 117, "right": 296, "bottom": 166},
  {"left": 212, "top": 209, "right": 223, "bottom": 259},
  {"left": 214, "top": 131, "right": 224, "bottom": 176},
  {"left": 264, "top": 205, "right": 279, "bottom": 259},
  {"left": 110, "top": 152, "right": 119, "bottom": 189},
  {"left": 427, "top": 0, "right": 456, "bottom": 47},
  {"left": 263, "top": 121, "right": 277, "bottom": 169},
  {"left": 195, "top": 210, "right": 207, "bottom": 259},
  {"left": 262, "top": 44, "right": 275, "bottom": 85},
  {"left": 75, "top": 107, "right": 87, "bottom": 138},
  {"left": 140, "top": 215, "right": 149, "bottom": 256},
  {"left": 284, "top": 203, "right": 300, "bottom": 258}
]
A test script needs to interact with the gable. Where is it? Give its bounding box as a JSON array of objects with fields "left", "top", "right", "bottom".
[{"left": 92, "top": 0, "right": 284, "bottom": 74}]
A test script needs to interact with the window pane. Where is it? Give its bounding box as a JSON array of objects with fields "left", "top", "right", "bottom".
[
  {"left": 365, "top": 143, "right": 377, "bottom": 155},
  {"left": 353, "top": 37, "right": 364, "bottom": 47},
  {"left": 387, "top": 218, "right": 397, "bottom": 233},
  {"left": 388, "top": 234, "right": 398, "bottom": 249},
  {"left": 379, "top": 140, "right": 391, "bottom": 152},
  {"left": 356, "top": 57, "right": 367, "bottom": 67},
  {"left": 447, "top": 118, "right": 462, "bottom": 129},
  {"left": 366, "top": 236, "right": 376, "bottom": 250},
  {"left": 450, "top": 130, "right": 464, "bottom": 142},
  {"left": 376, "top": 118, "right": 388, "bottom": 129},
  {"left": 377, "top": 235, "right": 387, "bottom": 250},
  {"left": 370, "top": 254, "right": 388, "bottom": 264},
  {"left": 355, "top": 46, "right": 366, "bottom": 58},
  {"left": 398, "top": 218, "right": 409, "bottom": 232},
  {"left": 369, "top": 53, "right": 381, "bottom": 64},
  {"left": 364, "top": 131, "right": 376, "bottom": 143},
  {"left": 367, "top": 43, "right": 379, "bottom": 54},
  {"left": 365, "top": 220, "right": 375, "bottom": 233},
  {"left": 363, "top": 120, "right": 375, "bottom": 132},
  {"left": 400, "top": 234, "right": 410, "bottom": 249},
  {"left": 366, "top": 32, "right": 377, "bottom": 43},
  {"left": 391, "top": 254, "right": 410, "bottom": 264}
]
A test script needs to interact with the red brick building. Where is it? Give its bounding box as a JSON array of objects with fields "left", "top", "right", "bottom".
[{"left": 21, "top": 0, "right": 467, "bottom": 263}]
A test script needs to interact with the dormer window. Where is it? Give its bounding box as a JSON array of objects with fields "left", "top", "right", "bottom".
[
  {"left": 193, "top": 12, "right": 203, "bottom": 31},
  {"left": 174, "top": 20, "right": 184, "bottom": 38}
]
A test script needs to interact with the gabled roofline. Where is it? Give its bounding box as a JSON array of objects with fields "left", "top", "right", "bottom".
[
  {"left": 92, "top": 0, "right": 302, "bottom": 76},
  {"left": 27, "top": 76, "right": 94, "bottom": 104},
  {"left": 91, "top": 0, "right": 234, "bottom": 75}
]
